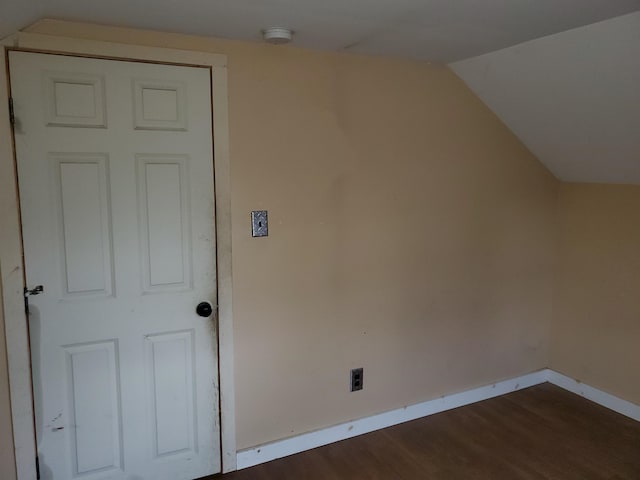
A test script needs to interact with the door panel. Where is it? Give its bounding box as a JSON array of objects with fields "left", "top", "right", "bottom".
[
  {"left": 146, "top": 330, "right": 196, "bottom": 458},
  {"left": 10, "top": 51, "right": 220, "bottom": 480},
  {"left": 55, "top": 153, "right": 114, "bottom": 297},
  {"left": 65, "top": 340, "right": 122, "bottom": 476},
  {"left": 137, "top": 154, "right": 192, "bottom": 292}
]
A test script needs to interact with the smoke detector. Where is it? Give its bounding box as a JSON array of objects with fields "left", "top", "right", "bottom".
[{"left": 262, "top": 27, "right": 293, "bottom": 45}]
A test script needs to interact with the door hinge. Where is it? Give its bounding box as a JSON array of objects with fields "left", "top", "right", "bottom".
[
  {"left": 24, "top": 285, "right": 44, "bottom": 314},
  {"left": 8, "top": 97, "right": 15, "bottom": 126},
  {"left": 36, "top": 455, "right": 40, "bottom": 480}
]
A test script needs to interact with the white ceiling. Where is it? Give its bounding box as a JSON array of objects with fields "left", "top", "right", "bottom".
[
  {"left": 1, "top": 1, "right": 639, "bottom": 183},
  {"left": 452, "top": 12, "right": 640, "bottom": 185},
  {"left": 1, "top": 0, "right": 639, "bottom": 62}
]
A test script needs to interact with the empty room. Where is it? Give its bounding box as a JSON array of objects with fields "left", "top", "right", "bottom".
[{"left": 0, "top": 2, "right": 638, "bottom": 479}]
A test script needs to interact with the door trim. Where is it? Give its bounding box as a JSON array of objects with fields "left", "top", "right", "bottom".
[{"left": 0, "top": 31, "right": 236, "bottom": 477}]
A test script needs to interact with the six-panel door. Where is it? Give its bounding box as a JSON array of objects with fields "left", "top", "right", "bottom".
[{"left": 10, "top": 51, "right": 220, "bottom": 480}]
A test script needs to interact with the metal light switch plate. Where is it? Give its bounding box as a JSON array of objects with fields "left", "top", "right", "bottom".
[{"left": 251, "top": 210, "right": 268, "bottom": 237}]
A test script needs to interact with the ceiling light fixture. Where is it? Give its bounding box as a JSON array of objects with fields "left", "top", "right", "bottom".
[{"left": 262, "top": 27, "right": 293, "bottom": 45}]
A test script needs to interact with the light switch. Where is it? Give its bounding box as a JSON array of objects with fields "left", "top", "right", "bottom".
[{"left": 251, "top": 210, "right": 268, "bottom": 237}]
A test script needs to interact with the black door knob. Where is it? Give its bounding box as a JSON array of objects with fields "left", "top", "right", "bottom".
[{"left": 196, "top": 302, "right": 213, "bottom": 317}]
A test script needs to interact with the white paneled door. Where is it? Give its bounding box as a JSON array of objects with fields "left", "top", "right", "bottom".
[{"left": 10, "top": 51, "right": 220, "bottom": 480}]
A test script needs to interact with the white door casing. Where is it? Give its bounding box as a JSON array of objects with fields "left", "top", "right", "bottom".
[{"left": 10, "top": 50, "right": 221, "bottom": 480}]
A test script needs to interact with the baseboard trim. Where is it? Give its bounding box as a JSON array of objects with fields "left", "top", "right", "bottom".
[
  {"left": 236, "top": 369, "right": 640, "bottom": 470},
  {"left": 236, "top": 369, "right": 548, "bottom": 470},
  {"left": 547, "top": 370, "right": 640, "bottom": 422}
]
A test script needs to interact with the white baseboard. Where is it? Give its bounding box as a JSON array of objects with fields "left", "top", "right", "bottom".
[
  {"left": 236, "top": 369, "right": 640, "bottom": 470},
  {"left": 236, "top": 369, "right": 548, "bottom": 470},
  {"left": 547, "top": 370, "right": 640, "bottom": 422}
]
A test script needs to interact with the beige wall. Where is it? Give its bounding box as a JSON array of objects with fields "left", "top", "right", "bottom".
[
  {"left": 0, "top": 19, "right": 558, "bottom": 457},
  {"left": 222, "top": 46, "right": 557, "bottom": 448},
  {"left": 552, "top": 184, "right": 640, "bottom": 404}
]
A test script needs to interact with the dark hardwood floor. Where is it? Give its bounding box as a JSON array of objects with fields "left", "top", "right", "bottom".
[{"left": 215, "top": 383, "right": 640, "bottom": 479}]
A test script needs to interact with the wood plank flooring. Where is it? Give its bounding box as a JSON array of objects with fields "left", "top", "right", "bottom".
[{"left": 213, "top": 383, "right": 640, "bottom": 480}]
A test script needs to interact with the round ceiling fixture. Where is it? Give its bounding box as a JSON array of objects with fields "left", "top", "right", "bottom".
[{"left": 262, "top": 27, "right": 293, "bottom": 45}]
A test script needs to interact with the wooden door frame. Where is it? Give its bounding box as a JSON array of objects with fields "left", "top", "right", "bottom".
[{"left": 0, "top": 31, "right": 237, "bottom": 478}]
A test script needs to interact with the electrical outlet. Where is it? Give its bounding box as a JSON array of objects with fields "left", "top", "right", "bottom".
[{"left": 350, "top": 368, "right": 363, "bottom": 392}]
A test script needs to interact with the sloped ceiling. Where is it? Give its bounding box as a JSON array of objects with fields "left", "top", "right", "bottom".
[
  {"left": 451, "top": 12, "right": 640, "bottom": 185},
  {"left": 1, "top": 0, "right": 638, "bottom": 63},
  {"left": 0, "top": 1, "right": 42, "bottom": 40},
  {"left": 1, "top": 1, "right": 639, "bottom": 183}
]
